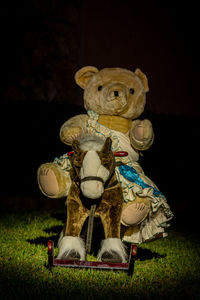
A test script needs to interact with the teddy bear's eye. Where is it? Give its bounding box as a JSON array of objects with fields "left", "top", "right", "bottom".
[
  {"left": 130, "top": 88, "right": 135, "bottom": 94},
  {"left": 98, "top": 85, "right": 103, "bottom": 91}
]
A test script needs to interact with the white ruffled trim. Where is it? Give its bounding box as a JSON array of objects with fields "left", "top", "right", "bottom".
[
  {"left": 122, "top": 207, "right": 171, "bottom": 244},
  {"left": 115, "top": 166, "right": 173, "bottom": 243}
]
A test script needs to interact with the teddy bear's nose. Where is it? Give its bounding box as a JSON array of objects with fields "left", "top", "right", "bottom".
[{"left": 114, "top": 91, "right": 119, "bottom": 97}]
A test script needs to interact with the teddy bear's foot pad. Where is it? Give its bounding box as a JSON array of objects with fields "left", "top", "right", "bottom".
[
  {"left": 39, "top": 168, "right": 59, "bottom": 197},
  {"left": 122, "top": 202, "right": 149, "bottom": 226}
]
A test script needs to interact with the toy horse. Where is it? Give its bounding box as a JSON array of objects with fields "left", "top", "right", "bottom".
[{"left": 57, "top": 135, "right": 127, "bottom": 263}]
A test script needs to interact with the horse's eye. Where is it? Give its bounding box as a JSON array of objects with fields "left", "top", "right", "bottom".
[
  {"left": 101, "top": 157, "right": 110, "bottom": 165},
  {"left": 130, "top": 88, "right": 135, "bottom": 94},
  {"left": 73, "top": 158, "right": 81, "bottom": 167},
  {"left": 98, "top": 85, "right": 103, "bottom": 91},
  {"left": 74, "top": 163, "right": 81, "bottom": 168}
]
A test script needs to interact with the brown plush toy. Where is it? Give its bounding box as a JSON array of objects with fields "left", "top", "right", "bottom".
[
  {"left": 57, "top": 135, "right": 127, "bottom": 262},
  {"left": 37, "top": 66, "right": 173, "bottom": 260}
]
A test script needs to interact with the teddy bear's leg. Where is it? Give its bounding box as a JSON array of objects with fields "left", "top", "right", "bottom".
[
  {"left": 121, "top": 196, "right": 150, "bottom": 226},
  {"left": 57, "top": 183, "right": 90, "bottom": 260},
  {"left": 37, "top": 163, "right": 71, "bottom": 198},
  {"left": 96, "top": 185, "right": 127, "bottom": 263}
]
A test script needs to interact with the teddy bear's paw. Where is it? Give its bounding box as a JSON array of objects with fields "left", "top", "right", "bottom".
[
  {"left": 121, "top": 202, "right": 149, "bottom": 226},
  {"left": 38, "top": 167, "right": 59, "bottom": 197},
  {"left": 60, "top": 126, "right": 82, "bottom": 145},
  {"left": 65, "top": 134, "right": 80, "bottom": 143},
  {"left": 133, "top": 119, "right": 153, "bottom": 141}
]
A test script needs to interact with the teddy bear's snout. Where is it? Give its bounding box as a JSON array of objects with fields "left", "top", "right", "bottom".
[
  {"left": 106, "top": 84, "right": 128, "bottom": 103},
  {"left": 108, "top": 89, "right": 124, "bottom": 99}
]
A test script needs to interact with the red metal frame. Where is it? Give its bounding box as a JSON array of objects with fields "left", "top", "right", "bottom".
[{"left": 47, "top": 240, "right": 137, "bottom": 276}]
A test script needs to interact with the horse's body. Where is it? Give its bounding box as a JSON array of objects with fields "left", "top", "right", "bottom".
[{"left": 57, "top": 136, "right": 127, "bottom": 262}]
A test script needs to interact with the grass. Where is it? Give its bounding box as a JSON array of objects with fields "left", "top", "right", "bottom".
[{"left": 0, "top": 210, "right": 200, "bottom": 300}]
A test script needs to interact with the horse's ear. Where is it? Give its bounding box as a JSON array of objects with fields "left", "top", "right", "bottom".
[
  {"left": 72, "top": 140, "right": 81, "bottom": 154},
  {"left": 102, "top": 137, "right": 112, "bottom": 153}
]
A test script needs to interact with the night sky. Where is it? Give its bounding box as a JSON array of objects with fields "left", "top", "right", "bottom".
[{"left": 0, "top": 0, "right": 199, "bottom": 225}]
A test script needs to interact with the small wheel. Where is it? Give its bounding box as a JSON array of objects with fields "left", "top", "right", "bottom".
[
  {"left": 128, "top": 245, "right": 137, "bottom": 276},
  {"left": 131, "top": 244, "right": 137, "bottom": 257},
  {"left": 48, "top": 240, "right": 54, "bottom": 255},
  {"left": 48, "top": 240, "right": 54, "bottom": 269}
]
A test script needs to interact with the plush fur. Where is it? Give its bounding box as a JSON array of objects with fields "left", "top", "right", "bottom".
[
  {"left": 62, "top": 176, "right": 125, "bottom": 261},
  {"left": 75, "top": 67, "right": 149, "bottom": 119},
  {"left": 94, "top": 177, "right": 124, "bottom": 239},
  {"left": 57, "top": 137, "right": 126, "bottom": 261},
  {"left": 64, "top": 138, "right": 124, "bottom": 239},
  {"left": 37, "top": 162, "right": 71, "bottom": 198},
  {"left": 64, "top": 180, "right": 90, "bottom": 237},
  {"left": 57, "top": 234, "right": 86, "bottom": 261},
  {"left": 80, "top": 150, "right": 110, "bottom": 199},
  {"left": 79, "top": 134, "right": 105, "bottom": 151},
  {"left": 97, "top": 238, "right": 128, "bottom": 263}
]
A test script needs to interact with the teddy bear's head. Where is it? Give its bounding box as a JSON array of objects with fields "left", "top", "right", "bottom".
[{"left": 75, "top": 66, "right": 149, "bottom": 119}]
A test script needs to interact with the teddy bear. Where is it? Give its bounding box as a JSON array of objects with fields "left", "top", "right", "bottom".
[{"left": 37, "top": 66, "right": 173, "bottom": 249}]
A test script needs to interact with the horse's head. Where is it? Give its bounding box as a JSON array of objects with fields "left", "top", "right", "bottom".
[{"left": 71, "top": 137, "right": 115, "bottom": 199}]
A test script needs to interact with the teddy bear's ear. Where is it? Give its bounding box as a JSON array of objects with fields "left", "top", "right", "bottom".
[
  {"left": 75, "top": 66, "right": 99, "bottom": 89},
  {"left": 135, "top": 68, "right": 149, "bottom": 92}
]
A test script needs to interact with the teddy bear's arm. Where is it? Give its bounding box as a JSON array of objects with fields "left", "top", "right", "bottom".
[
  {"left": 130, "top": 119, "right": 154, "bottom": 151},
  {"left": 60, "top": 114, "right": 88, "bottom": 145}
]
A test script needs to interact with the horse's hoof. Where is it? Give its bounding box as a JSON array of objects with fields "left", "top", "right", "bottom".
[
  {"left": 101, "top": 251, "right": 122, "bottom": 263},
  {"left": 57, "top": 236, "right": 86, "bottom": 261},
  {"left": 62, "top": 250, "right": 81, "bottom": 261}
]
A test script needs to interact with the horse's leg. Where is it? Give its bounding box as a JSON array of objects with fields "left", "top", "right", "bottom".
[
  {"left": 96, "top": 184, "right": 127, "bottom": 263},
  {"left": 65, "top": 190, "right": 90, "bottom": 237},
  {"left": 97, "top": 190, "right": 122, "bottom": 239},
  {"left": 57, "top": 182, "right": 90, "bottom": 260}
]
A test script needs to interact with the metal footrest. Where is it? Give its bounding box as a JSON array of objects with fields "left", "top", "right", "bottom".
[{"left": 47, "top": 240, "right": 137, "bottom": 276}]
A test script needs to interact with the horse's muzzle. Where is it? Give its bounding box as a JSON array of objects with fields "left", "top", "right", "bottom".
[{"left": 80, "top": 179, "right": 104, "bottom": 199}]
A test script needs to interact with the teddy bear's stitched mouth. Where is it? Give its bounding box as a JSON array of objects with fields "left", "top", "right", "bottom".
[
  {"left": 105, "top": 100, "right": 128, "bottom": 114},
  {"left": 107, "top": 96, "right": 127, "bottom": 107},
  {"left": 107, "top": 93, "right": 126, "bottom": 102},
  {"left": 108, "top": 97, "right": 122, "bottom": 103}
]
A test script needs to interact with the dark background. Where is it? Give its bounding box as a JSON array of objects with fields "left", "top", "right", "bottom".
[{"left": 0, "top": 0, "right": 199, "bottom": 229}]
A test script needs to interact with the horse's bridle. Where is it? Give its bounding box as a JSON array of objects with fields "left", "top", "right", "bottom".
[
  {"left": 80, "top": 153, "right": 116, "bottom": 188},
  {"left": 70, "top": 150, "right": 128, "bottom": 189}
]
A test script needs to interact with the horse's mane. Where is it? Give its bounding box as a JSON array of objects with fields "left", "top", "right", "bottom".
[{"left": 78, "top": 134, "right": 106, "bottom": 151}]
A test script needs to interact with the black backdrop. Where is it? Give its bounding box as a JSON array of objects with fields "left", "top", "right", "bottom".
[{"left": 0, "top": 0, "right": 199, "bottom": 229}]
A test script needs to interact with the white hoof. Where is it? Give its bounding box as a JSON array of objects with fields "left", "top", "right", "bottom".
[
  {"left": 57, "top": 235, "right": 86, "bottom": 261},
  {"left": 97, "top": 238, "right": 127, "bottom": 263}
]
